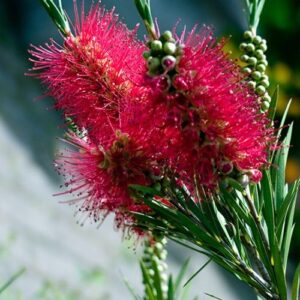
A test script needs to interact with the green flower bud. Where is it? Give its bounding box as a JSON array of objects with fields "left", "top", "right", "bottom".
[
  {"left": 248, "top": 81, "right": 256, "bottom": 89},
  {"left": 163, "top": 42, "right": 177, "bottom": 55},
  {"left": 246, "top": 43, "right": 255, "bottom": 52},
  {"left": 243, "top": 30, "right": 253, "bottom": 40},
  {"left": 261, "top": 74, "right": 269, "bottom": 81},
  {"left": 261, "top": 39, "right": 267, "bottom": 45},
  {"left": 251, "top": 71, "right": 262, "bottom": 80},
  {"left": 256, "top": 85, "right": 266, "bottom": 95},
  {"left": 255, "top": 49, "right": 264, "bottom": 60},
  {"left": 263, "top": 94, "right": 271, "bottom": 102},
  {"left": 161, "top": 30, "right": 173, "bottom": 41},
  {"left": 242, "top": 67, "right": 252, "bottom": 74},
  {"left": 155, "top": 242, "right": 163, "bottom": 251},
  {"left": 143, "top": 51, "right": 151, "bottom": 59},
  {"left": 151, "top": 40, "right": 163, "bottom": 52},
  {"left": 260, "top": 79, "right": 270, "bottom": 88},
  {"left": 256, "top": 63, "right": 266, "bottom": 72},
  {"left": 253, "top": 36, "right": 262, "bottom": 45},
  {"left": 259, "top": 43, "right": 267, "bottom": 52},
  {"left": 240, "top": 54, "right": 249, "bottom": 62},
  {"left": 261, "top": 100, "right": 270, "bottom": 111},
  {"left": 239, "top": 42, "right": 247, "bottom": 51},
  {"left": 259, "top": 59, "right": 268, "bottom": 66},
  {"left": 147, "top": 56, "right": 161, "bottom": 71},
  {"left": 247, "top": 57, "right": 257, "bottom": 65}
]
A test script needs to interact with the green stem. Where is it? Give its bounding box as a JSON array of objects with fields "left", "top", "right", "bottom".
[
  {"left": 134, "top": 0, "right": 158, "bottom": 40},
  {"left": 39, "top": 0, "right": 70, "bottom": 36}
]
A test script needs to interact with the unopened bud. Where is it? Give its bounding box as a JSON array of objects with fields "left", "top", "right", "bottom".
[
  {"left": 247, "top": 57, "right": 257, "bottom": 65},
  {"left": 240, "top": 54, "right": 249, "bottom": 62},
  {"left": 261, "top": 100, "right": 270, "bottom": 111},
  {"left": 256, "top": 85, "right": 266, "bottom": 95},
  {"left": 147, "top": 56, "right": 161, "bottom": 71},
  {"left": 255, "top": 49, "right": 264, "bottom": 60},
  {"left": 220, "top": 161, "right": 233, "bottom": 175},
  {"left": 256, "top": 64, "right": 266, "bottom": 72},
  {"left": 260, "top": 79, "right": 270, "bottom": 88},
  {"left": 239, "top": 42, "right": 247, "bottom": 51},
  {"left": 246, "top": 43, "right": 255, "bottom": 52},
  {"left": 242, "top": 67, "right": 252, "bottom": 74},
  {"left": 253, "top": 36, "right": 262, "bottom": 45},
  {"left": 263, "top": 94, "right": 271, "bottom": 102},
  {"left": 143, "top": 51, "right": 151, "bottom": 59},
  {"left": 248, "top": 81, "right": 256, "bottom": 89},
  {"left": 259, "top": 43, "right": 267, "bottom": 52},
  {"left": 243, "top": 30, "right": 253, "bottom": 40},
  {"left": 162, "top": 55, "right": 176, "bottom": 70},
  {"left": 151, "top": 40, "right": 163, "bottom": 52},
  {"left": 163, "top": 42, "right": 177, "bottom": 55},
  {"left": 251, "top": 71, "right": 262, "bottom": 80},
  {"left": 161, "top": 30, "right": 173, "bottom": 41}
]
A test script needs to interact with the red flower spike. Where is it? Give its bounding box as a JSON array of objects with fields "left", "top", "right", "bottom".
[
  {"left": 55, "top": 131, "right": 153, "bottom": 229},
  {"left": 134, "top": 26, "right": 274, "bottom": 189},
  {"left": 29, "top": 3, "right": 147, "bottom": 142}
]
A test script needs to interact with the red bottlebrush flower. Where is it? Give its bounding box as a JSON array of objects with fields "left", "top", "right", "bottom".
[
  {"left": 56, "top": 130, "right": 153, "bottom": 229},
  {"left": 136, "top": 26, "right": 273, "bottom": 189},
  {"left": 28, "top": 3, "right": 146, "bottom": 142}
]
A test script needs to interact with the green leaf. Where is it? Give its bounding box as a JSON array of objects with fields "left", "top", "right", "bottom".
[
  {"left": 292, "top": 263, "right": 300, "bottom": 300},
  {"left": 204, "top": 293, "right": 224, "bottom": 300},
  {"left": 0, "top": 268, "right": 26, "bottom": 294},
  {"left": 272, "top": 123, "right": 293, "bottom": 210},
  {"left": 174, "top": 258, "right": 190, "bottom": 293},
  {"left": 184, "top": 259, "right": 211, "bottom": 287},
  {"left": 276, "top": 179, "right": 300, "bottom": 247},
  {"left": 134, "top": 0, "right": 146, "bottom": 19},
  {"left": 282, "top": 188, "right": 298, "bottom": 270},
  {"left": 39, "top": 0, "right": 70, "bottom": 35},
  {"left": 129, "top": 184, "right": 162, "bottom": 197},
  {"left": 271, "top": 236, "right": 287, "bottom": 300},
  {"left": 167, "top": 276, "right": 174, "bottom": 300},
  {"left": 268, "top": 86, "right": 279, "bottom": 120},
  {"left": 261, "top": 170, "right": 275, "bottom": 249}
]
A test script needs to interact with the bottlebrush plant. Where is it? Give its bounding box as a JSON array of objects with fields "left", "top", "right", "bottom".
[{"left": 28, "top": 0, "right": 300, "bottom": 299}]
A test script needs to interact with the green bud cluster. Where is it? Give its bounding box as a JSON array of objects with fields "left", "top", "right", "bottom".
[
  {"left": 240, "top": 30, "right": 270, "bottom": 112},
  {"left": 142, "top": 237, "right": 168, "bottom": 299},
  {"left": 143, "top": 30, "right": 183, "bottom": 79}
]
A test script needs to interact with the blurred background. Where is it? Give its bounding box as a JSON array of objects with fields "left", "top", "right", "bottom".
[{"left": 0, "top": 0, "right": 299, "bottom": 299}]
